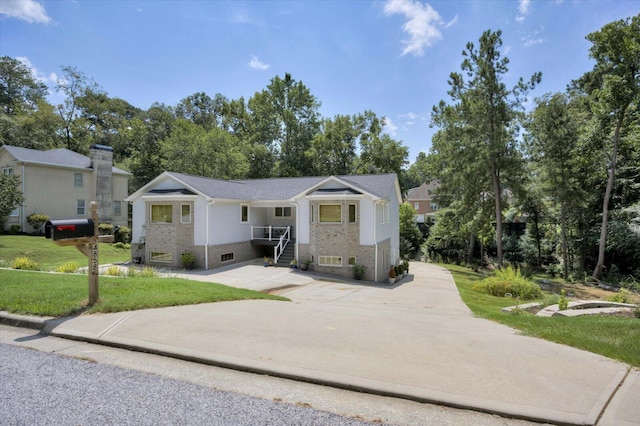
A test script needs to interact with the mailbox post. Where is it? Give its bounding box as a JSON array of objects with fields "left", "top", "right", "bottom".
[{"left": 45, "top": 201, "right": 100, "bottom": 305}]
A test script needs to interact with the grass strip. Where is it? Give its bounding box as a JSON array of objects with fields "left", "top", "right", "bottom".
[
  {"left": 0, "top": 269, "right": 288, "bottom": 317},
  {"left": 445, "top": 264, "right": 640, "bottom": 368}
]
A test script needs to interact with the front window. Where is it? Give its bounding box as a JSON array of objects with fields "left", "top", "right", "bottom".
[
  {"left": 150, "top": 252, "right": 172, "bottom": 262},
  {"left": 241, "top": 205, "right": 249, "bottom": 223},
  {"left": 348, "top": 204, "right": 357, "bottom": 223},
  {"left": 275, "top": 207, "right": 291, "bottom": 217},
  {"left": 113, "top": 201, "right": 122, "bottom": 216},
  {"left": 318, "top": 256, "right": 342, "bottom": 266},
  {"left": 74, "top": 173, "right": 83, "bottom": 188},
  {"left": 181, "top": 204, "right": 191, "bottom": 223},
  {"left": 77, "top": 199, "right": 85, "bottom": 215},
  {"left": 151, "top": 204, "right": 172, "bottom": 223},
  {"left": 319, "top": 204, "right": 341, "bottom": 223}
]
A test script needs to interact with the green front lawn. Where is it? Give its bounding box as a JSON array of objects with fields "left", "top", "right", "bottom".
[
  {"left": 446, "top": 264, "right": 640, "bottom": 368},
  {"left": 0, "top": 269, "right": 288, "bottom": 317},
  {"left": 0, "top": 235, "right": 130, "bottom": 270}
]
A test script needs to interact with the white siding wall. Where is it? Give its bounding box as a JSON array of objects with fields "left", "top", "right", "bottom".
[
  {"left": 209, "top": 202, "right": 251, "bottom": 244},
  {"left": 359, "top": 197, "right": 375, "bottom": 245},
  {"left": 296, "top": 199, "right": 310, "bottom": 244},
  {"left": 193, "top": 197, "right": 208, "bottom": 245}
]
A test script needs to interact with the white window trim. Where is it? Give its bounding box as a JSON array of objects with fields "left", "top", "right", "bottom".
[
  {"left": 241, "top": 204, "right": 250, "bottom": 223},
  {"left": 113, "top": 200, "right": 122, "bottom": 216},
  {"left": 180, "top": 203, "right": 191, "bottom": 224},
  {"left": 77, "top": 199, "right": 86, "bottom": 215},
  {"left": 74, "top": 172, "right": 83, "bottom": 188},
  {"left": 2, "top": 167, "right": 14, "bottom": 175},
  {"left": 318, "top": 255, "right": 342, "bottom": 267},
  {"left": 319, "top": 203, "right": 342, "bottom": 224}
]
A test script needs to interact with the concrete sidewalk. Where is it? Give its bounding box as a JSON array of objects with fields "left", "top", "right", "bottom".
[{"left": 2, "top": 263, "right": 639, "bottom": 425}]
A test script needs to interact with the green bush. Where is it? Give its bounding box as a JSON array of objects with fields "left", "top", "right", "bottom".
[
  {"left": 113, "top": 242, "right": 126, "bottom": 249},
  {"left": 11, "top": 256, "right": 39, "bottom": 270},
  {"left": 472, "top": 266, "right": 542, "bottom": 300},
  {"left": 98, "top": 223, "right": 114, "bottom": 235},
  {"left": 26, "top": 213, "right": 50, "bottom": 233},
  {"left": 55, "top": 261, "right": 80, "bottom": 273},
  {"left": 139, "top": 266, "right": 159, "bottom": 277},
  {"left": 9, "top": 225, "right": 21, "bottom": 234},
  {"left": 606, "top": 288, "right": 633, "bottom": 304},
  {"left": 104, "top": 265, "right": 125, "bottom": 276},
  {"left": 114, "top": 226, "right": 131, "bottom": 244}
]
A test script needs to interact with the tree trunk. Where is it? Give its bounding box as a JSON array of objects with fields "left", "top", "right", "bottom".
[
  {"left": 491, "top": 160, "right": 503, "bottom": 267},
  {"left": 592, "top": 115, "right": 623, "bottom": 280},
  {"left": 560, "top": 201, "right": 569, "bottom": 280},
  {"left": 467, "top": 232, "right": 476, "bottom": 265}
]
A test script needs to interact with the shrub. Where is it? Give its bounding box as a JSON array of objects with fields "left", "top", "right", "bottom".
[
  {"left": 139, "top": 266, "right": 159, "bottom": 277},
  {"left": 98, "top": 223, "right": 114, "bottom": 235},
  {"left": 104, "top": 265, "right": 124, "bottom": 276},
  {"left": 11, "top": 256, "right": 39, "bottom": 270},
  {"left": 26, "top": 213, "right": 50, "bottom": 233},
  {"left": 114, "top": 226, "right": 131, "bottom": 244},
  {"left": 606, "top": 288, "right": 633, "bottom": 304},
  {"left": 181, "top": 252, "right": 196, "bottom": 269},
  {"left": 558, "top": 289, "right": 569, "bottom": 310},
  {"left": 9, "top": 225, "right": 21, "bottom": 234},
  {"left": 472, "top": 266, "right": 542, "bottom": 300},
  {"left": 113, "top": 242, "right": 126, "bottom": 249},
  {"left": 56, "top": 261, "right": 80, "bottom": 273}
]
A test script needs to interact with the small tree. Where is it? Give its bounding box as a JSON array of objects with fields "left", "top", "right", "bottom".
[
  {"left": 0, "top": 173, "right": 23, "bottom": 230},
  {"left": 399, "top": 202, "right": 423, "bottom": 259}
]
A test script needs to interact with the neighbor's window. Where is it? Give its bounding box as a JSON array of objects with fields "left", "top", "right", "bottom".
[
  {"left": 381, "top": 202, "right": 389, "bottom": 224},
  {"left": 150, "top": 252, "right": 172, "bottom": 262},
  {"left": 275, "top": 207, "right": 291, "bottom": 217},
  {"left": 151, "top": 204, "right": 172, "bottom": 223},
  {"left": 348, "top": 204, "right": 357, "bottom": 223},
  {"left": 10, "top": 207, "right": 19, "bottom": 217},
  {"left": 221, "top": 252, "right": 235, "bottom": 262},
  {"left": 77, "top": 199, "right": 85, "bottom": 215},
  {"left": 430, "top": 202, "right": 439, "bottom": 211},
  {"left": 241, "top": 205, "right": 249, "bottom": 223},
  {"left": 181, "top": 204, "right": 191, "bottom": 223},
  {"left": 319, "top": 204, "right": 341, "bottom": 223},
  {"left": 414, "top": 202, "right": 419, "bottom": 210},
  {"left": 113, "top": 201, "right": 122, "bottom": 216},
  {"left": 74, "top": 173, "right": 83, "bottom": 188},
  {"left": 318, "top": 256, "right": 342, "bottom": 266},
  {"left": 2, "top": 167, "right": 13, "bottom": 175}
]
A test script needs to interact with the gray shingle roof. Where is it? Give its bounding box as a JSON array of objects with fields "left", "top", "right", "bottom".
[
  {"left": 2, "top": 145, "right": 130, "bottom": 175},
  {"left": 166, "top": 172, "right": 397, "bottom": 201}
]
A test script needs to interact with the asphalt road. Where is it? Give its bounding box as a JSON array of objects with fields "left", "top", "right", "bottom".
[{"left": 0, "top": 343, "right": 374, "bottom": 426}]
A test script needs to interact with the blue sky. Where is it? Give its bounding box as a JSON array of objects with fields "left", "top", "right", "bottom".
[{"left": 1, "top": 0, "right": 638, "bottom": 163}]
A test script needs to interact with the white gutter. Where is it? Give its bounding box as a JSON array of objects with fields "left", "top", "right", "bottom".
[
  {"left": 289, "top": 199, "right": 299, "bottom": 262},
  {"left": 205, "top": 199, "right": 215, "bottom": 270}
]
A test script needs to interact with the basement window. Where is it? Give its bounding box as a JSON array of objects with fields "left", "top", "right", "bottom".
[
  {"left": 318, "top": 256, "right": 342, "bottom": 267},
  {"left": 221, "top": 252, "right": 235, "bottom": 262},
  {"left": 150, "top": 252, "right": 172, "bottom": 263}
]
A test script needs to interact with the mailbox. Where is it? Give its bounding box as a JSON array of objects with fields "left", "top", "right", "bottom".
[{"left": 45, "top": 219, "right": 95, "bottom": 241}]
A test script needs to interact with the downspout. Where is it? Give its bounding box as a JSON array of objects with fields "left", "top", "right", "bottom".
[
  {"left": 374, "top": 200, "right": 382, "bottom": 282},
  {"left": 289, "top": 199, "right": 299, "bottom": 262},
  {"left": 205, "top": 199, "right": 215, "bottom": 270}
]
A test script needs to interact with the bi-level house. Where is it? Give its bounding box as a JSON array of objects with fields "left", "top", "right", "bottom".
[
  {"left": 0, "top": 144, "right": 130, "bottom": 232},
  {"left": 125, "top": 172, "right": 401, "bottom": 282}
]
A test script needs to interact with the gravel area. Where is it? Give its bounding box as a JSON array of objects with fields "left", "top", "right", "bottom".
[{"left": 0, "top": 343, "right": 377, "bottom": 425}]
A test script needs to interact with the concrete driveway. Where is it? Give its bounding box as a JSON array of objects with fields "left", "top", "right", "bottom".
[{"left": 37, "top": 261, "right": 638, "bottom": 425}]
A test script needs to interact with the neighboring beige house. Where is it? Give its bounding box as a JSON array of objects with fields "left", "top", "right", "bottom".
[
  {"left": 406, "top": 181, "right": 440, "bottom": 223},
  {"left": 125, "top": 172, "right": 402, "bottom": 282},
  {"left": 0, "top": 144, "right": 130, "bottom": 232}
]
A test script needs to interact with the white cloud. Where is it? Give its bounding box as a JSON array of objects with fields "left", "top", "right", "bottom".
[
  {"left": 515, "top": 0, "right": 531, "bottom": 22},
  {"left": 16, "top": 56, "right": 57, "bottom": 85},
  {"left": 522, "top": 26, "right": 545, "bottom": 47},
  {"left": 399, "top": 112, "right": 426, "bottom": 127},
  {"left": 384, "top": 0, "right": 445, "bottom": 56},
  {"left": 249, "top": 56, "right": 270, "bottom": 71},
  {"left": 384, "top": 117, "right": 398, "bottom": 136},
  {"left": 0, "top": 0, "right": 51, "bottom": 24}
]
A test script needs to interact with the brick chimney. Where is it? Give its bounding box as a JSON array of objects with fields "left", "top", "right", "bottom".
[{"left": 89, "top": 144, "right": 113, "bottom": 223}]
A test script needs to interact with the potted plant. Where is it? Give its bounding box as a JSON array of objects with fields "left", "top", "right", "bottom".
[
  {"left": 403, "top": 260, "right": 409, "bottom": 276},
  {"left": 300, "top": 259, "right": 309, "bottom": 270},
  {"left": 264, "top": 256, "right": 270, "bottom": 267},
  {"left": 181, "top": 252, "right": 196, "bottom": 270},
  {"left": 290, "top": 259, "right": 297, "bottom": 269},
  {"left": 388, "top": 266, "right": 396, "bottom": 285},
  {"left": 354, "top": 264, "right": 366, "bottom": 280}
]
